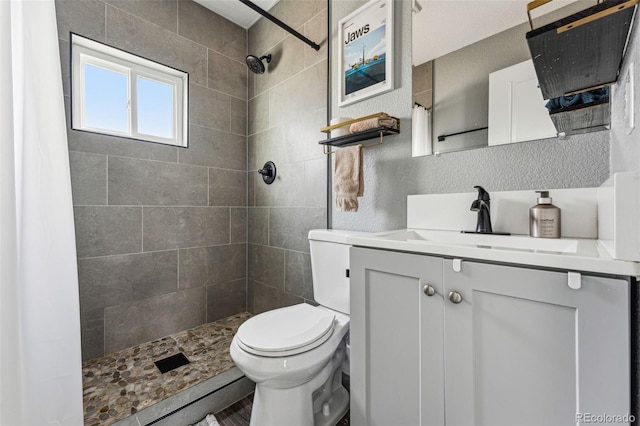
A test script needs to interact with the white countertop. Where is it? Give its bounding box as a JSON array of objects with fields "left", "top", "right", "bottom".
[{"left": 347, "top": 229, "right": 640, "bottom": 277}]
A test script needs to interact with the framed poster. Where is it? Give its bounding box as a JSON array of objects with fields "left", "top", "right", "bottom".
[{"left": 338, "top": 0, "right": 394, "bottom": 107}]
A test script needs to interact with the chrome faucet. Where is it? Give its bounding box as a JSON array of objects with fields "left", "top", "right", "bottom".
[{"left": 470, "top": 185, "right": 492, "bottom": 234}]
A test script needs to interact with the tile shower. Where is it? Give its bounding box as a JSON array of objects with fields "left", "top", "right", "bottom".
[{"left": 56, "top": 0, "right": 328, "bottom": 422}]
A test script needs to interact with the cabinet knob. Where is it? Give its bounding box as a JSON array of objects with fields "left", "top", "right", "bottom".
[
  {"left": 448, "top": 291, "right": 463, "bottom": 304},
  {"left": 423, "top": 285, "right": 435, "bottom": 296}
]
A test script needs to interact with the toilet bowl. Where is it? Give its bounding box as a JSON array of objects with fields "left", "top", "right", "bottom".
[
  {"left": 230, "top": 304, "right": 349, "bottom": 426},
  {"left": 230, "top": 229, "right": 369, "bottom": 426}
]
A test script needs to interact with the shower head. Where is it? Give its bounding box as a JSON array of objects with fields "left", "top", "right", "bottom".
[{"left": 246, "top": 54, "right": 271, "bottom": 74}]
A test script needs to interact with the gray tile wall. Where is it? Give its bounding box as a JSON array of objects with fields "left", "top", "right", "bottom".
[
  {"left": 55, "top": 0, "right": 248, "bottom": 360},
  {"left": 247, "top": 0, "right": 328, "bottom": 313}
]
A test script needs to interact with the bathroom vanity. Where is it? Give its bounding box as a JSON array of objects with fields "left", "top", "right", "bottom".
[
  {"left": 346, "top": 177, "right": 640, "bottom": 426},
  {"left": 349, "top": 247, "right": 630, "bottom": 425}
]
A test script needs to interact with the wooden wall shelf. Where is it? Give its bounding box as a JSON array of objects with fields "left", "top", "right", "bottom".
[
  {"left": 319, "top": 127, "right": 400, "bottom": 148},
  {"left": 319, "top": 113, "right": 400, "bottom": 154}
]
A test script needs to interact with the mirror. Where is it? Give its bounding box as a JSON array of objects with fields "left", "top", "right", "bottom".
[{"left": 411, "top": 0, "right": 595, "bottom": 156}]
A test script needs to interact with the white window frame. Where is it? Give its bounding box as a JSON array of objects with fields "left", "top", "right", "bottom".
[{"left": 71, "top": 33, "right": 189, "bottom": 147}]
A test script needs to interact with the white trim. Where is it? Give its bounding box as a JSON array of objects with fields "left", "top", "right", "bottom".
[
  {"left": 71, "top": 33, "right": 188, "bottom": 147},
  {"left": 73, "top": 54, "right": 131, "bottom": 137}
]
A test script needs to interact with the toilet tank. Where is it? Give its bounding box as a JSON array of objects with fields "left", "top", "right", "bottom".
[{"left": 308, "top": 229, "right": 370, "bottom": 315}]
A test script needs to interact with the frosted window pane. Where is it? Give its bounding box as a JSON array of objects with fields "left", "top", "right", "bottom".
[
  {"left": 84, "top": 64, "right": 128, "bottom": 133},
  {"left": 137, "top": 76, "right": 174, "bottom": 138}
]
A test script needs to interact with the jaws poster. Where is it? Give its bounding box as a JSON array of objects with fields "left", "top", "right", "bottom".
[{"left": 339, "top": 0, "right": 393, "bottom": 106}]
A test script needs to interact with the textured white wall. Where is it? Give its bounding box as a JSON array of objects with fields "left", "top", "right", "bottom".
[
  {"left": 331, "top": 0, "right": 613, "bottom": 232},
  {"left": 330, "top": 0, "right": 414, "bottom": 232},
  {"left": 610, "top": 15, "right": 640, "bottom": 175}
]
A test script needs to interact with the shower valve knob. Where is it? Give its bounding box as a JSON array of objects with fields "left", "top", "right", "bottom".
[
  {"left": 258, "top": 168, "right": 272, "bottom": 177},
  {"left": 258, "top": 161, "right": 276, "bottom": 184}
]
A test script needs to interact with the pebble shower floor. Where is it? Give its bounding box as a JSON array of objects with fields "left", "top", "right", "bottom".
[{"left": 82, "top": 313, "right": 251, "bottom": 426}]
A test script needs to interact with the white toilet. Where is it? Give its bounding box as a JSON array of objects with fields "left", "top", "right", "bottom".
[{"left": 230, "top": 229, "right": 367, "bottom": 426}]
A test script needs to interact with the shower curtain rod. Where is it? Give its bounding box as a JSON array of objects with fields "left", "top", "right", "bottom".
[{"left": 239, "top": 0, "right": 321, "bottom": 51}]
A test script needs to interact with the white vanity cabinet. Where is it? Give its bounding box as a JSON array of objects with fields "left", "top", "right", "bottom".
[{"left": 349, "top": 247, "right": 630, "bottom": 426}]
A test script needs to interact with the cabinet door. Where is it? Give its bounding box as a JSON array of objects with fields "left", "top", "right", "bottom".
[
  {"left": 443, "top": 260, "right": 630, "bottom": 426},
  {"left": 350, "top": 248, "right": 444, "bottom": 426},
  {"left": 488, "top": 59, "right": 557, "bottom": 146}
]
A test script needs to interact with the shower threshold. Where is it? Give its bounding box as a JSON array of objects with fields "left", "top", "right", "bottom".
[{"left": 82, "top": 312, "right": 253, "bottom": 426}]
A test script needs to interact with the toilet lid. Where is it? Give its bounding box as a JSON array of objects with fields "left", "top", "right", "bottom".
[{"left": 237, "top": 304, "right": 335, "bottom": 356}]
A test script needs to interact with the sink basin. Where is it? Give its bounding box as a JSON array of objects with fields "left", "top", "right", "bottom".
[
  {"left": 345, "top": 228, "right": 639, "bottom": 276},
  {"left": 374, "top": 229, "right": 579, "bottom": 253}
]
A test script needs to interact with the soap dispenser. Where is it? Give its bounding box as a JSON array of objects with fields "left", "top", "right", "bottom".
[{"left": 529, "top": 191, "right": 561, "bottom": 238}]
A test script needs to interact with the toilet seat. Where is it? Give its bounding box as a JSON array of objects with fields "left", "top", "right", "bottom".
[{"left": 236, "top": 304, "right": 336, "bottom": 357}]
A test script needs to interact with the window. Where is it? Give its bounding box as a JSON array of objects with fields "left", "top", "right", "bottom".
[{"left": 71, "top": 34, "right": 188, "bottom": 147}]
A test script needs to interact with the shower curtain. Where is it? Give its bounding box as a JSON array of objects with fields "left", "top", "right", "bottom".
[
  {"left": 412, "top": 104, "right": 432, "bottom": 157},
  {"left": 1, "top": 0, "right": 84, "bottom": 424}
]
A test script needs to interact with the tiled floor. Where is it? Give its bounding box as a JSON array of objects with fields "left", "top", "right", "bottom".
[
  {"left": 82, "top": 312, "right": 251, "bottom": 426},
  {"left": 215, "top": 393, "right": 253, "bottom": 425},
  {"left": 215, "top": 393, "right": 351, "bottom": 426}
]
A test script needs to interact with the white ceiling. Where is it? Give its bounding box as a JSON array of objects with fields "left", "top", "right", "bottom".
[
  {"left": 196, "top": 0, "right": 581, "bottom": 64},
  {"left": 412, "top": 0, "right": 580, "bottom": 66},
  {"left": 194, "top": 0, "right": 280, "bottom": 29}
]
